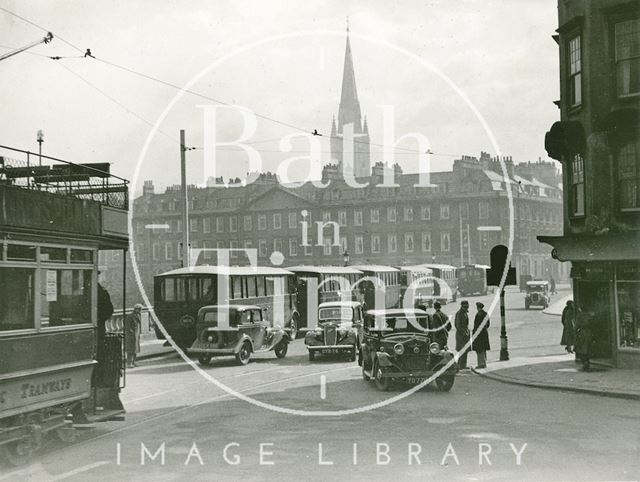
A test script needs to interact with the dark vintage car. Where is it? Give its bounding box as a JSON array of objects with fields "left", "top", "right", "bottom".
[
  {"left": 188, "top": 305, "right": 290, "bottom": 365},
  {"left": 304, "top": 301, "right": 364, "bottom": 361},
  {"left": 359, "top": 308, "right": 457, "bottom": 391},
  {"left": 524, "top": 281, "right": 550, "bottom": 310}
]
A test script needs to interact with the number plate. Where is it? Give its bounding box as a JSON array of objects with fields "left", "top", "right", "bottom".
[
  {"left": 406, "top": 377, "right": 427, "bottom": 384},
  {"left": 321, "top": 348, "right": 343, "bottom": 355}
]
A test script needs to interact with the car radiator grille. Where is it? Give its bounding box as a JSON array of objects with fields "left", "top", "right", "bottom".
[
  {"left": 324, "top": 325, "right": 337, "bottom": 345},
  {"left": 401, "top": 356, "right": 427, "bottom": 371}
]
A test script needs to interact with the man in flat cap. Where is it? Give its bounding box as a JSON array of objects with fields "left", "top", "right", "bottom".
[{"left": 472, "top": 302, "right": 490, "bottom": 369}]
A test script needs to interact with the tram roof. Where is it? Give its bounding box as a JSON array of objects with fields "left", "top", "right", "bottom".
[
  {"left": 350, "top": 264, "right": 399, "bottom": 273},
  {"left": 156, "top": 266, "right": 293, "bottom": 277},
  {"left": 286, "top": 265, "right": 364, "bottom": 275},
  {"left": 366, "top": 308, "right": 430, "bottom": 317}
]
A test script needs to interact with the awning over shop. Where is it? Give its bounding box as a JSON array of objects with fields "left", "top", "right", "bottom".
[{"left": 538, "top": 233, "right": 640, "bottom": 262}]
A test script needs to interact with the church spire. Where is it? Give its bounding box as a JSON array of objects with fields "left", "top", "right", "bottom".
[{"left": 338, "top": 20, "right": 362, "bottom": 131}]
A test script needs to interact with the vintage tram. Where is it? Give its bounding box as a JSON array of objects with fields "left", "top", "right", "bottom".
[
  {"left": 0, "top": 147, "right": 129, "bottom": 465},
  {"left": 457, "top": 264, "right": 490, "bottom": 296}
]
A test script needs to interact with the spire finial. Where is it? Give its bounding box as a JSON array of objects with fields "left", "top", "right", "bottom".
[{"left": 346, "top": 16, "right": 349, "bottom": 33}]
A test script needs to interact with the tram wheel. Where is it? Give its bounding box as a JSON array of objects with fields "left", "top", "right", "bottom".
[{"left": 0, "top": 437, "right": 35, "bottom": 466}]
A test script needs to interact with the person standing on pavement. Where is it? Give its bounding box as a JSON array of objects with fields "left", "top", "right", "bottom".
[
  {"left": 560, "top": 300, "right": 575, "bottom": 354},
  {"left": 454, "top": 300, "right": 470, "bottom": 369},
  {"left": 471, "top": 302, "right": 490, "bottom": 369},
  {"left": 574, "top": 307, "right": 594, "bottom": 371},
  {"left": 549, "top": 276, "right": 557, "bottom": 295},
  {"left": 430, "top": 301, "right": 451, "bottom": 348},
  {"left": 125, "top": 304, "right": 143, "bottom": 368}
]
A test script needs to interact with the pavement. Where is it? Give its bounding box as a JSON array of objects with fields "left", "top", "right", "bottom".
[{"left": 472, "top": 353, "right": 640, "bottom": 400}]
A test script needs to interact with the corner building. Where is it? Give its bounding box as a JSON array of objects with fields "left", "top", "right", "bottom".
[{"left": 540, "top": 0, "right": 640, "bottom": 367}]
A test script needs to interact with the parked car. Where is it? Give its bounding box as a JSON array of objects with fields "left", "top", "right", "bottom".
[
  {"left": 305, "top": 301, "right": 364, "bottom": 361},
  {"left": 359, "top": 308, "right": 457, "bottom": 391},
  {"left": 524, "top": 281, "right": 551, "bottom": 310},
  {"left": 188, "top": 305, "right": 290, "bottom": 365}
]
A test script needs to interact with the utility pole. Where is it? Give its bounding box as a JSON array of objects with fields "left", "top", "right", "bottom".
[
  {"left": 459, "top": 204, "right": 464, "bottom": 266},
  {"left": 180, "top": 129, "right": 190, "bottom": 267}
]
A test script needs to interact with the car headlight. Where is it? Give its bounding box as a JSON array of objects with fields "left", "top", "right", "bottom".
[
  {"left": 339, "top": 328, "right": 349, "bottom": 336},
  {"left": 394, "top": 343, "right": 405, "bottom": 355},
  {"left": 207, "top": 335, "right": 213, "bottom": 343},
  {"left": 429, "top": 342, "right": 440, "bottom": 354}
]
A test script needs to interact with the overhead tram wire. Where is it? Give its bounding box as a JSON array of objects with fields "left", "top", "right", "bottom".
[{"left": 1, "top": 7, "right": 464, "bottom": 160}]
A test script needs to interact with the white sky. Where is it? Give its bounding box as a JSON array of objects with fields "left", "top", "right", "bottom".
[{"left": 0, "top": 0, "right": 560, "bottom": 194}]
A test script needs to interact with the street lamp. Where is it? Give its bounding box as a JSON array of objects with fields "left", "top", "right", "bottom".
[
  {"left": 343, "top": 250, "right": 350, "bottom": 266},
  {"left": 36, "top": 130, "right": 44, "bottom": 166}
]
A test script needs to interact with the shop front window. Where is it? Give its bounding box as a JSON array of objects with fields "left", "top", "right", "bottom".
[
  {"left": 618, "top": 282, "right": 640, "bottom": 349},
  {"left": 0, "top": 268, "right": 35, "bottom": 331}
]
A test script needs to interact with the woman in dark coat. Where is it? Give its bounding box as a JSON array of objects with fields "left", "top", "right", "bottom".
[
  {"left": 560, "top": 300, "right": 575, "bottom": 353},
  {"left": 125, "top": 304, "right": 143, "bottom": 368},
  {"left": 472, "top": 302, "right": 490, "bottom": 369}
]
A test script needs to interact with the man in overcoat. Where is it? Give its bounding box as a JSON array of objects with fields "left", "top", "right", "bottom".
[
  {"left": 472, "top": 302, "right": 490, "bottom": 369},
  {"left": 454, "top": 300, "right": 470, "bottom": 369},
  {"left": 430, "top": 301, "right": 451, "bottom": 348}
]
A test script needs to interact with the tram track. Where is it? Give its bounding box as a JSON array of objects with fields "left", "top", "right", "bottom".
[{"left": 0, "top": 362, "right": 360, "bottom": 479}]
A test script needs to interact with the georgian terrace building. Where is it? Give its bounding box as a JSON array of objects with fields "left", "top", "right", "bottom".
[{"left": 100, "top": 153, "right": 564, "bottom": 307}]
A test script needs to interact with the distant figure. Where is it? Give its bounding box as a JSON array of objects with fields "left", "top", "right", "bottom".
[
  {"left": 125, "top": 304, "right": 143, "bottom": 368},
  {"left": 430, "top": 301, "right": 451, "bottom": 348},
  {"left": 472, "top": 302, "right": 490, "bottom": 369},
  {"left": 574, "top": 308, "right": 593, "bottom": 371},
  {"left": 549, "top": 277, "right": 557, "bottom": 295},
  {"left": 454, "top": 300, "right": 470, "bottom": 369},
  {"left": 560, "top": 300, "right": 575, "bottom": 354}
]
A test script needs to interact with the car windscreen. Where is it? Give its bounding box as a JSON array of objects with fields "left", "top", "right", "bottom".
[{"left": 319, "top": 307, "right": 353, "bottom": 321}]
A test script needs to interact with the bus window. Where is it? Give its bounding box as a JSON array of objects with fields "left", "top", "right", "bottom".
[
  {"left": 265, "top": 277, "right": 274, "bottom": 296},
  {"left": 176, "top": 278, "right": 186, "bottom": 301},
  {"left": 164, "top": 278, "right": 175, "bottom": 301},
  {"left": 246, "top": 276, "right": 257, "bottom": 297},
  {"left": 201, "top": 277, "right": 215, "bottom": 301},
  {"left": 256, "top": 276, "right": 265, "bottom": 297},
  {"left": 232, "top": 276, "right": 243, "bottom": 299},
  {"left": 188, "top": 278, "right": 199, "bottom": 301}
]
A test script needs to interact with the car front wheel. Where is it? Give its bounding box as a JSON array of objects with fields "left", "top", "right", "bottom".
[
  {"left": 274, "top": 342, "right": 288, "bottom": 358},
  {"left": 349, "top": 347, "right": 357, "bottom": 362},
  {"left": 289, "top": 317, "right": 298, "bottom": 340},
  {"left": 308, "top": 350, "right": 315, "bottom": 361},
  {"left": 235, "top": 342, "right": 252, "bottom": 365},
  {"left": 362, "top": 362, "right": 371, "bottom": 381},
  {"left": 374, "top": 365, "right": 391, "bottom": 391},
  {"left": 197, "top": 354, "right": 212, "bottom": 366},
  {"left": 436, "top": 375, "right": 455, "bottom": 392}
]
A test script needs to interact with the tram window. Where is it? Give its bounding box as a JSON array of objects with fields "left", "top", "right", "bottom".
[
  {"left": 0, "top": 268, "right": 34, "bottom": 331},
  {"left": 70, "top": 249, "right": 93, "bottom": 264},
  {"left": 188, "top": 278, "right": 198, "bottom": 301},
  {"left": 40, "top": 269, "right": 92, "bottom": 327},
  {"left": 232, "top": 276, "right": 243, "bottom": 299},
  {"left": 7, "top": 244, "right": 36, "bottom": 261},
  {"left": 41, "top": 247, "right": 67, "bottom": 263}
]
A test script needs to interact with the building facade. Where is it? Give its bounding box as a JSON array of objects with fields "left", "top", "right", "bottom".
[
  {"left": 540, "top": 0, "right": 640, "bottom": 367},
  {"left": 101, "top": 153, "right": 565, "bottom": 307}
]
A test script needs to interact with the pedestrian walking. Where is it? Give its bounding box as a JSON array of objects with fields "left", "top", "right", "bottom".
[
  {"left": 574, "top": 307, "right": 593, "bottom": 371},
  {"left": 549, "top": 277, "right": 557, "bottom": 295},
  {"left": 472, "top": 302, "right": 490, "bottom": 369},
  {"left": 454, "top": 300, "right": 470, "bottom": 369},
  {"left": 125, "top": 304, "right": 143, "bottom": 368},
  {"left": 560, "top": 300, "right": 575, "bottom": 353},
  {"left": 430, "top": 301, "right": 451, "bottom": 348}
]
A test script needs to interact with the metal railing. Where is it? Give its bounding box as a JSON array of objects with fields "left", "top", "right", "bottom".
[{"left": 0, "top": 145, "right": 129, "bottom": 209}]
